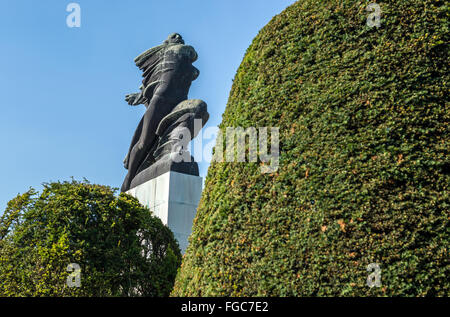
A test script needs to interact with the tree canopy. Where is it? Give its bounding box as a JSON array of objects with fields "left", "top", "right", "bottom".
[{"left": 0, "top": 180, "right": 181, "bottom": 296}]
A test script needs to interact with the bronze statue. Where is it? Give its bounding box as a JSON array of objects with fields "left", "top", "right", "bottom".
[{"left": 121, "top": 33, "right": 209, "bottom": 192}]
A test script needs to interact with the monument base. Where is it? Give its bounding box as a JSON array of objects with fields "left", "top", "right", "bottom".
[
  {"left": 130, "top": 156, "right": 199, "bottom": 189},
  {"left": 126, "top": 171, "right": 202, "bottom": 253}
]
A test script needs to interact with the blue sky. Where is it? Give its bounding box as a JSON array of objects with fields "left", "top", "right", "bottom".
[{"left": 0, "top": 0, "right": 296, "bottom": 212}]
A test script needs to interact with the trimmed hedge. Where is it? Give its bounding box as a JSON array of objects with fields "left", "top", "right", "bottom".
[{"left": 173, "top": 0, "right": 449, "bottom": 296}]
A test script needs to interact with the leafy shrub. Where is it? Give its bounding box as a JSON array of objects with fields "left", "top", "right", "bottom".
[{"left": 0, "top": 180, "right": 181, "bottom": 296}]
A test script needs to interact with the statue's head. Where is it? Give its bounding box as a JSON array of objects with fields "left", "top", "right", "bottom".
[{"left": 164, "top": 33, "right": 185, "bottom": 45}]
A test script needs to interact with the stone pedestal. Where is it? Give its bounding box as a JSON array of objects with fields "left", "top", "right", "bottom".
[{"left": 127, "top": 171, "right": 202, "bottom": 253}]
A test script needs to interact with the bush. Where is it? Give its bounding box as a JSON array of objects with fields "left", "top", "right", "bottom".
[
  {"left": 0, "top": 180, "right": 181, "bottom": 296},
  {"left": 172, "top": 0, "right": 449, "bottom": 296}
]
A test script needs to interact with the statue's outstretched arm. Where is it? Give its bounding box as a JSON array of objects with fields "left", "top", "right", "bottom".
[
  {"left": 125, "top": 92, "right": 145, "bottom": 106},
  {"left": 125, "top": 85, "right": 146, "bottom": 106}
]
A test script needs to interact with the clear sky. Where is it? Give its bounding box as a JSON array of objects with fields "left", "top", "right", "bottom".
[{"left": 0, "top": 0, "right": 296, "bottom": 213}]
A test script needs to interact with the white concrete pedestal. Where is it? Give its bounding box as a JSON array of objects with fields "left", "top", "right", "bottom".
[{"left": 127, "top": 171, "right": 202, "bottom": 253}]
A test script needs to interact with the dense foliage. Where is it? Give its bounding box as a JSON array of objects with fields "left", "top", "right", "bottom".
[
  {"left": 0, "top": 180, "right": 181, "bottom": 296},
  {"left": 173, "top": 0, "right": 449, "bottom": 296}
]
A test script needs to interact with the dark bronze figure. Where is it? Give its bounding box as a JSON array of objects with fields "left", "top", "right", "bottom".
[{"left": 121, "top": 33, "right": 209, "bottom": 192}]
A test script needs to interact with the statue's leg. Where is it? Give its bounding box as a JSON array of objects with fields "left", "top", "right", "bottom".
[
  {"left": 123, "top": 116, "right": 144, "bottom": 169},
  {"left": 122, "top": 86, "right": 179, "bottom": 192}
]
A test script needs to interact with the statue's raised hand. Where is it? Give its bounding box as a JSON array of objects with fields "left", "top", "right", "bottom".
[{"left": 125, "top": 93, "right": 144, "bottom": 106}]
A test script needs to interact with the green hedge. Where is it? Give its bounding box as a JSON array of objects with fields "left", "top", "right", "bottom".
[{"left": 173, "top": 0, "right": 449, "bottom": 296}]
